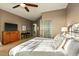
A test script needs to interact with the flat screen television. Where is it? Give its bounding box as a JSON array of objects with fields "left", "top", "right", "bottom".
[{"left": 5, "top": 23, "right": 18, "bottom": 31}]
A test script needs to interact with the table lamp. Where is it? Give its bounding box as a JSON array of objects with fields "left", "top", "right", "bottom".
[{"left": 61, "top": 27, "right": 68, "bottom": 35}]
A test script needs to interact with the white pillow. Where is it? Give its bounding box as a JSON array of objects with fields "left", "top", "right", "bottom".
[
  {"left": 64, "top": 39, "right": 79, "bottom": 56},
  {"left": 58, "top": 38, "right": 67, "bottom": 49},
  {"left": 53, "top": 34, "right": 66, "bottom": 49},
  {"left": 54, "top": 34, "right": 60, "bottom": 41}
]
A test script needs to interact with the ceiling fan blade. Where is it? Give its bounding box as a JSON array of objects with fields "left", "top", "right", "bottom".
[
  {"left": 24, "top": 3, "right": 38, "bottom": 7},
  {"left": 24, "top": 7, "right": 29, "bottom": 12},
  {"left": 13, "top": 5, "right": 20, "bottom": 8}
]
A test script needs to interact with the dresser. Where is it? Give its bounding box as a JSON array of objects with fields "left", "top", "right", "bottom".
[{"left": 2, "top": 31, "right": 20, "bottom": 45}]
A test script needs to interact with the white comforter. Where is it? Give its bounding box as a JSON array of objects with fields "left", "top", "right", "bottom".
[{"left": 9, "top": 37, "right": 66, "bottom": 56}]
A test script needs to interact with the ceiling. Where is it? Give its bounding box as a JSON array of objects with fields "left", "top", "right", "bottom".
[{"left": 0, "top": 3, "right": 68, "bottom": 21}]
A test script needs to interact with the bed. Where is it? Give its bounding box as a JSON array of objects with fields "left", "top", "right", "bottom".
[
  {"left": 9, "top": 23, "right": 79, "bottom": 56},
  {"left": 9, "top": 37, "right": 66, "bottom": 56}
]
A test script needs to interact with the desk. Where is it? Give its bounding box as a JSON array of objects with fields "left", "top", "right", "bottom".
[{"left": 21, "top": 32, "right": 31, "bottom": 39}]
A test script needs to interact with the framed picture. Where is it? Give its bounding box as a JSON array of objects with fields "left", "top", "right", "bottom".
[{"left": 21, "top": 25, "right": 26, "bottom": 31}]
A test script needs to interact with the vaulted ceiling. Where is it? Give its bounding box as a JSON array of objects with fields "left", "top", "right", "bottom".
[{"left": 0, "top": 3, "right": 68, "bottom": 21}]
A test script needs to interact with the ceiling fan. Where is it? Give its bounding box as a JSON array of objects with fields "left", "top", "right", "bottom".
[{"left": 12, "top": 3, "right": 38, "bottom": 12}]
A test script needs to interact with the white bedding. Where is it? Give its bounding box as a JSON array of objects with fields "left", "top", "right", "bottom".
[{"left": 9, "top": 37, "right": 66, "bottom": 56}]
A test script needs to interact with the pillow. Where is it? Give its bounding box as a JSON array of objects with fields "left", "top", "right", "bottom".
[
  {"left": 58, "top": 38, "right": 67, "bottom": 49},
  {"left": 52, "top": 33, "right": 66, "bottom": 49},
  {"left": 54, "top": 33, "right": 65, "bottom": 41},
  {"left": 64, "top": 39, "right": 79, "bottom": 56},
  {"left": 54, "top": 34, "right": 60, "bottom": 41}
]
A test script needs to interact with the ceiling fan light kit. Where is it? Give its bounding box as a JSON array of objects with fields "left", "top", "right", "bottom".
[{"left": 20, "top": 3, "right": 26, "bottom": 7}]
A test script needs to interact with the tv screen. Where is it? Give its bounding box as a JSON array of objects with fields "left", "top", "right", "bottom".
[{"left": 5, "top": 23, "right": 18, "bottom": 31}]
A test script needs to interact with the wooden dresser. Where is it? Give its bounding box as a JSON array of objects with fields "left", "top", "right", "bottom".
[{"left": 2, "top": 31, "right": 20, "bottom": 45}]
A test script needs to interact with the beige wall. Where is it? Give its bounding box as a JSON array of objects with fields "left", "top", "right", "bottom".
[
  {"left": 0, "top": 9, "right": 32, "bottom": 42},
  {"left": 67, "top": 3, "right": 79, "bottom": 26},
  {"left": 41, "top": 9, "right": 67, "bottom": 37}
]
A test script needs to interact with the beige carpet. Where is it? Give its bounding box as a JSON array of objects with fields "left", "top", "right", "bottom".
[{"left": 0, "top": 37, "right": 33, "bottom": 56}]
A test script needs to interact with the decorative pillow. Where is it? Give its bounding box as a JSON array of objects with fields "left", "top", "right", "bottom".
[
  {"left": 54, "top": 34, "right": 61, "bottom": 41},
  {"left": 64, "top": 39, "right": 79, "bottom": 56},
  {"left": 58, "top": 38, "right": 67, "bottom": 49},
  {"left": 52, "top": 33, "right": 66, "bottom": 49}
]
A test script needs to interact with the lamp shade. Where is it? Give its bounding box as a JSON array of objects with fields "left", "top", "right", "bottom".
[{"left": 61, "top": 27, "right": 67, "bottom": 32}]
